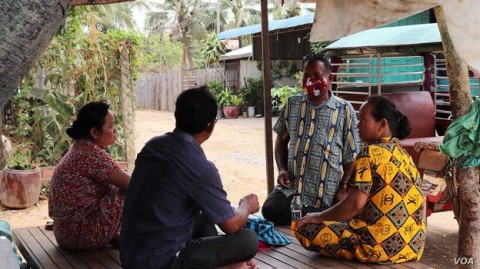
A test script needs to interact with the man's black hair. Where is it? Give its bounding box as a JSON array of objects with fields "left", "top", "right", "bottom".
[
  {"left": 175, "top": 86, "right": 218, "bottom": 135},
  {"left": 303, "top": 54, "right": 332, "bottom": 72}
]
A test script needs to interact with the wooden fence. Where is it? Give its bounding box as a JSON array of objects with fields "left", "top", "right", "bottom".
[{"left": 135, "top": 68, "right": 225, "bottom": 111}]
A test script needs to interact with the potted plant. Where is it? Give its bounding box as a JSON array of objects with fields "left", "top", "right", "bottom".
[
  {"left": 219, "top": 88, "right": 243, "bottom": 119},
  {"left": 0, "top": 144, "right": 42, "bottom": 209},
  {"left": 207, "top": 80, "right": 225, "bottom": 119},
  {"left": 241, "top": 78, "right": 264, "bottom": 117}
]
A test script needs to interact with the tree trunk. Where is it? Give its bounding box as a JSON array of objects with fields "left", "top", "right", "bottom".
[
  {"left": 181, "top": 27, "right": 194, "bottom": 68},
  {"left": 235, "top": 1, "right": 245, "bottom": 29},
  {"left": 181, "top": 26, "right": 188, "bottom": 66},
  {"left": 434, "top": 7, "right": 480, "bottom": 269},
  {"left": 0, "top": 0, "right": 70, "bottom": 109}
]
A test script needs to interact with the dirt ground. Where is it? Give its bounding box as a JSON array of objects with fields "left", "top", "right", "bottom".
[
  {"left": 0, "top": 111, "right": 272, "bottom": 229},
  {"left": 0, "top": 110, "right": 460, "bottom": 267}
]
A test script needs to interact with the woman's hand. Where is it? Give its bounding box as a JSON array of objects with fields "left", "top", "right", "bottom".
[{"left": 295, "top": 212, "right": 323, "bottom": 229}]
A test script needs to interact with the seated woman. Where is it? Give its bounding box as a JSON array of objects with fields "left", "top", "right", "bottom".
[
  {"left": 294, "top": 96, "right": 426, "bottom": 264},
  {"left": 49, "top": 101, "right": 130, "bottom": 250}
]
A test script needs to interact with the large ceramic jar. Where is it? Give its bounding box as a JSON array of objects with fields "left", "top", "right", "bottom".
[{"left": 0, "top": 167, "right": 41, "bottom": 209}]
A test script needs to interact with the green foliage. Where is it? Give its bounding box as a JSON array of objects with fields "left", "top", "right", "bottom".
[
  {"left": 271, "top": 86, "right": 303, "bottom": 115},
  {"left": 6, "top": 7, "right": 142, "bottom": 166},
  {"left": 40, "top": 184, "right": 50, "bottom": 197},
  {"left": 240, "top": 78, "right": 262, "bottom": 107},
  {"left": 146, "top": 0, "right": 210, "bottom": 67},
  {"left": 256, "top": 60, "right": 300, "bottom": 81},
  {"left": 271, "top": 1, "right": 301, "bottom": 20},
  {"left": 38, "top": 92, "right": 76, "bottom": 165},
  {"left": 310, "top": 41, "right": 334, "bottom": 54},
  {"left": 6, "top": 144, "right": 34, "bottom": 170},
  {"left": 200, "top": 33, "right": 226, "bottom": 67},
  {"left": 230, "top": 95, "right": 243, "bottom": 107},
  {"left": 243, "top": 77, "right": 264, "bottom": 112},
  {"left": 213, "top": 86, "right": 241, "bottom": 107},
  {"left": 4, "top": 87, "right": 44, "bottom": 164},
  {"left": 216, "top": 87, "right": 234, "bottom": 107},
  {"left": 207, "top": 80, "right": 225, "bottom": 107},
  {"left": 141, "top": 33, "right": 183, "bottom": 70}
]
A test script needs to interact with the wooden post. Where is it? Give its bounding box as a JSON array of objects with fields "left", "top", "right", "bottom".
[
  {"left": 261, "top": 0, "right": 275, "bottom": 193},
  {"left": 119, "top": 44, "right": 136, "bottom": 173},
  {"left": 434, "top": 7, "right": 480, "bottom": 269}
]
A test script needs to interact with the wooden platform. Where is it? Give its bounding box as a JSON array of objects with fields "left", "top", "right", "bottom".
[
  {"left": 13, "top": 226, "right": 435, "bottom": 269},
  {"left": 13, "top": 227, "right": 122, "bottom": 269}
]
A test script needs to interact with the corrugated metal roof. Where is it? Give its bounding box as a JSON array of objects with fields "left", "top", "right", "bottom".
[
  {"left": 220, "top": 45, "right": 253, "bottom": 61},
  {"left": 218, "top": 13, "right": 314, "bottom": 40},
  {"left": 325, "top": 23, "right": 441, "bottom": 51}
]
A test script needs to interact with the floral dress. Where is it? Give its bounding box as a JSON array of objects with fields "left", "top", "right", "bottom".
[
  {"left": 49, "top": 138, "right": 123, "bottom": 249},
  {"left": 295, "top": 137, "right": 426, "bottom": 264}
]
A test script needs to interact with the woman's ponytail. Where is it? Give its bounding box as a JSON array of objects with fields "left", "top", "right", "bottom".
[{"left": 395, "top": 112, "right": 411, "bottom": 140}]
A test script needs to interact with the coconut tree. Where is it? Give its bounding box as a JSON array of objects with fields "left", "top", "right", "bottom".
[
  {"left": 146, "top": 0, "right": 210, "bottom": 67},
  {"left": 92, "top": 4, "right": 137, "bottom": 30},
  {"left": 229, "top": 0, "right": 262, "bottom": 28},
  {"left": 271, "top": 0, "right": 301, "bottom": 20}
]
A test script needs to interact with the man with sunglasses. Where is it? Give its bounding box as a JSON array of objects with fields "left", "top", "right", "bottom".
[{"left": 262, "top": 54, "right": 362, "bottom": 225}]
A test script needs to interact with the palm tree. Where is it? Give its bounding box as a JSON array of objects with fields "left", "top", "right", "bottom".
[
  {"left": 270, "top": 0, "right": 301, "bottom": 20},
  {"left": 85, "top": 1, "right": 150, "bottom": 31},
  {"left": 146, "top": 0, "right": 210, "bottom": 67},
  {"left": 229, "top": 0, "right": 261, "bottom": 28}
]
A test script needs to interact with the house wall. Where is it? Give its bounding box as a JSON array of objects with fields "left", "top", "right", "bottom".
[
  {"left": 239, "top": 60, "right": 262, "bottom": 88},
  {"left": 222, "top": 39, "right": 303, "bottom": 88},
  {"left": 252, "top": 28, "right": 312, "bottom": 60},
  {"left": 238, "top": 59, "right": 302, "bottom": 88}
]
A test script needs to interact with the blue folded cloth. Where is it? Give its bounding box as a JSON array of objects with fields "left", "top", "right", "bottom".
[{"left": 244, "top": 216, "right": 291, "bottom": 246}]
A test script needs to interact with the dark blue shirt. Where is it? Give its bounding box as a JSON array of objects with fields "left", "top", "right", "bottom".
[{"left": 120, "top": 129, "right": 235, "bottom": 269}]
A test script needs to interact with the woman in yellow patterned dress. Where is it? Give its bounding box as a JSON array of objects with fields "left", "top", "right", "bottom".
[{"left": 294, "top": 95, "right": 426, "bottom": 264}]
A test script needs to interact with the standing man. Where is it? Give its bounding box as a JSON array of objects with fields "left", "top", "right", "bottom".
[
  {"left": 120, "top": 86, "right": 259, "bottom": 269},
  {"left": 262, "top": 54, "right": 361, "bottom": 225}
]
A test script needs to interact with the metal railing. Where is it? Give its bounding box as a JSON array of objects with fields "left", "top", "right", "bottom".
[
  {"left": 331, "top": 55, "right": 425, "bottom": 113},
  {"left": 432, "top": 53, "right": 480, "bottom": 120}
]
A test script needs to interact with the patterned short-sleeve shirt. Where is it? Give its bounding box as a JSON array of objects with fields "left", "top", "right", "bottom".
[
  {"left": 273, "top": 92, "right": 361, "bottom": 208},
  {"left": 48, "top": 139, "right": 123, "bottom": 249},
  {"left": 349, "top": 137, "right": 426, "bottom": 263}
]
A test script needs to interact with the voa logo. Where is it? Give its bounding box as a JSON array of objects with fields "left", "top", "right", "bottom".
[{"left": 454, "top": 257, "right": 474, "bottom": 265}]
